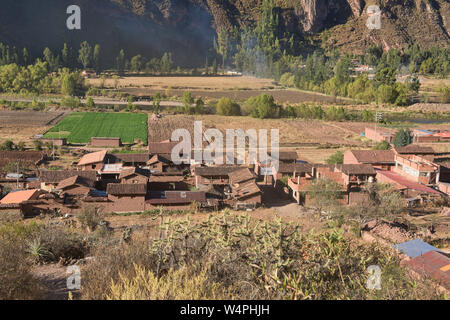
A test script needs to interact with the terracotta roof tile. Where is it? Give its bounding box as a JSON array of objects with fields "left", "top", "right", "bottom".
[
  {"left": 107, "top": 183, "right": 147, "bottom": 196},
  {"left": 0, "top": 189, "right": 40, "bottom": 204},
  {"left": 78, "top": 150, "right": 107, "bottom": 166},
  {"left": 395, "top": 145, "right": 435, "bottom": 154},
  {"left": 348, "top": 150, "right": 395, "bottom": 164}
]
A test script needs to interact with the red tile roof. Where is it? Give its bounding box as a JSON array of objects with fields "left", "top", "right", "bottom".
[
  {"left": 376, "top": 170, "right": 441, "bottom": 195},
  {"left": 405, "top": 250, "right": 450, "bottom": 289},
  {"left": 0, "top": 189, "right": 40, "bottom": 204},
  {"left": 107, "top": 183, "right": 147, "bottom": 196},
  {"left": 57, "top": 175, "right": 94, "bottom": 189},
  {"left": 347, "top": 150, "right": 395, "bottom": 164},
  {"left": 395, "top": 145, "right": 435, "bottom": 154},
  {"left": 228, "top": 168, "right": 255, "bottom": 184},
  {"left": 78, "top": 150, "right": 107, "bottom": 166}
]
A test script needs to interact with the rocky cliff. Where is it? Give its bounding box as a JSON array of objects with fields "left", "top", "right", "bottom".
[{"left": 0, "top": 0, "right": 448, "bottom": 65}]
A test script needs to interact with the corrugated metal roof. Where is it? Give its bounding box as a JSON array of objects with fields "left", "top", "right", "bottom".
[{"left": 393, "top": 239, "right": 442, "bottom": 258}]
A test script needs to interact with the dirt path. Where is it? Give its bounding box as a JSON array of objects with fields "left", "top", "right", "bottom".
[{"left": 32, "top": 264, "right": 80, "bottom": 300}]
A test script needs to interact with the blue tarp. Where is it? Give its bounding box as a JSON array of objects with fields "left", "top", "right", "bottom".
[{"left": 393, "top": 239, "right": 442, "bottom": 258}]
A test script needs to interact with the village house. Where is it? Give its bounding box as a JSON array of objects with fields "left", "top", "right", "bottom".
[
  {"left": 55, "top": 175, "right": 94, "bottom": 196},
  {"left": 39, "top": 170, "right": 97, "bottom": 192},
  {"left": 0, "top": 189, "right": 41, "bottom": 205},
  {"left": 91, "top": 137, "right": 121, "bottom": 148},
  {"left": 288, "top": 164, "right": 376, "bottom": 206},
  {"left": 0, "top": 174, "right": 39, "bottom": 191},
  {"left": 253, "top": 151, "right": 299, "bottom": 177},
  {"left": 393, "top": 154, "right": 440, "bottom": 185},
  {"left": 364, "top": 127, "right": 395, "bottom": 143},
  {"left": 106, "top": 183, "right": 147, "bottom": 213},
  {"left": 0, "top": 189, "right": 47, "bottom": 217},
  {"left": 42, "top": 137, "right": 67, "bottom": 146},
  {"left": 193, "top": 166, "right": 242, "bottom": 188},
  {"left": 146, "top": 191, "right": 206, "bottom": 209},
  {"left": 227, "top": 168, "right": 261, "bottom": 208},
  {"left": 112, "top": 153, "right": 150, "bottom": 167},
  {"left": 148, "top": 141, "right": 179, "bottom": 155},
  {"left": 376, "top": 170, "right": 442, "bottom": 205},
  {"left": 270, "top": 162, "right": 313, "bottom": 186},
  {"left": 77, "top": 150, "right": 108, "bottom": 171},
  {"left": 148, "top": 174, "right": 187, "bottom": 191},
  {"left": 344, "top": 150, "right": 395, "bottom": 170},
  {"left": 119, "top": 167, "right": 150, "bottom": 184},
  {"left": 393, "top": 145, "right": 435, "bottom": 160},
  {"left": 146, "top": 154, "right": 171, "bottom": 172},
  {"left": 413, "top": 129, "right": 450, "bottom": 143}
]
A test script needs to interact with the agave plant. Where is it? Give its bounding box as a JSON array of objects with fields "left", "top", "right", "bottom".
[{"left": 26, "top": 238, "right": 54, "bottom": 264}]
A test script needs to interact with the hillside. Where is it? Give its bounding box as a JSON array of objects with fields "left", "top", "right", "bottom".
[{"left": 0, "top": 0, "right": 448, "bottom": 65}]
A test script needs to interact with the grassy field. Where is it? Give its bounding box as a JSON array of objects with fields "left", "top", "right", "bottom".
[{"left": 45, "top": 112, "right": 148, "bottom": 144}]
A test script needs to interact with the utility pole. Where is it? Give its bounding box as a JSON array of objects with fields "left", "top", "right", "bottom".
[
  {"left": 374, "top": 112, "right": 383, "bottom": 143},
  {"left": 16, "top": 162, "right": 19, "bottom": 189}
]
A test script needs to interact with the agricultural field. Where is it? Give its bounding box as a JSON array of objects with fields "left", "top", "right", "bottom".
[
  {"left": 89, "top": 75, "right": 352, "bottom": 104},
  {"left": 45, "top": 112, "right": 148, "bottom": 145},
  {"left": 0, "top": 110, "right": 67, "bottom": 147},
  {"left": 89, "top": 75, "right": 277, "bottom": 91}
]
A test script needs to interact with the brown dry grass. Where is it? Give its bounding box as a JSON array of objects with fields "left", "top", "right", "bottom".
[{"left": 89, "top": 76, "right": 277, "bottom": 91}]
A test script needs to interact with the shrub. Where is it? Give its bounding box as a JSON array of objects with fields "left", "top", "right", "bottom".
[
  {"left": 107, "top": 264, "right": 226, "bottom": 300},
  {"left": 0, "top": 237, "right": 44, "bottom": 299},
  {"left": 216, "top": 97, "right": 241, "bottom": 116},
  {"left": 326, "top": 150, "right": 344, "bottom": 164},
  {"left": 243, "top": 94, "right": 279, "bottom": 119},
  {"left": 81, "top": 213, "right": 443, "bottom": 300},
  {"left": 77, "top": 206, "right": 103, "bottom": 232},
  {"left": 373, "top": 141, "right": 391, "bottom": 150},
  {"left": 0, "top": 139, "right": 14, "bottom": 151}
]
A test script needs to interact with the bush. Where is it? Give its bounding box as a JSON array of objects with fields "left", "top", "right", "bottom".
[
  {"left": 0, "top": 140, "right": 15, "bottom": 151},
  {"left": 107, "top": 264, "right": 226, "bottom": 300},
  {"left": 326, "top": 150, "right": 344, "bottom": 164},
  {"left": 373, "top": 141, "right": 391, "bottom": 150},
  {"left": 81, "top": 213, "right": 443, "bottom": 300},
  {"left": 0, "top": 237, "right": 44, "bottom": 299},
  {"left": 243, "top": 94, "right": 279, "bottom": 119},
  {"left": 216, "top": 97, "right": 241, "bottom": 116},
  {"left": 77, "top": 206, "right": 103, "bottom": 232}
]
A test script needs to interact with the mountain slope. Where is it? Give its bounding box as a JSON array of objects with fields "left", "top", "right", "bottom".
[{"left": 0, "top": 0, "right": 448, "bottom": 66}]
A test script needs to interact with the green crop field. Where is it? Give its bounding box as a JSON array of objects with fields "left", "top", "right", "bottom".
[{"left": 44, "top": 112, "right": 148, "bottom": 145}]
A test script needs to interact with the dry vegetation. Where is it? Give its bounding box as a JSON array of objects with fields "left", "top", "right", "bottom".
[{"left": 89, "top": 76, "right": 277, "bottom": 91}]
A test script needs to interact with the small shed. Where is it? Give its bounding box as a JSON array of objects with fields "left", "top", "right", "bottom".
[
  {"left": 91, "top": 137, "right": 121, "bottom": 147},
  {"left": 42, "top": 138, "right": 67, "bottom": 146}
]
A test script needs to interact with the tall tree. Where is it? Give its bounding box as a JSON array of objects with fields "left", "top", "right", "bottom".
[
  {"left": 78, "top": 41, "right": 92, "bottom": 69},
  {"left": 93, "top": 44, "right": 102, "bottom": 74},
  {"left": 393, "top": 129, "right": 412, "bottom": 147},
  {"left": 61, "top": 43, "right": 70, "bottom": 68},
  {"left": 22, "top": 47, "right": 29, "bottom": 66},
  {"left": 116, "top": 49, "right": 125, "bottom": 75},
  {"left": 43, "top": 47, "right": 58, "bottom": 71}
]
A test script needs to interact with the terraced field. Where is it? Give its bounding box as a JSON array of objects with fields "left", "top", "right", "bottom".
[{"left": 44, "top": 112, "right": 148, "bottom": 145}]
